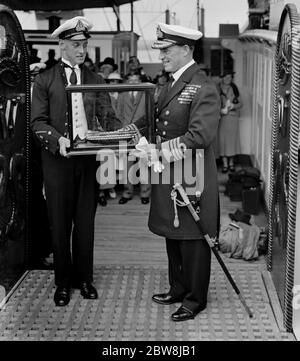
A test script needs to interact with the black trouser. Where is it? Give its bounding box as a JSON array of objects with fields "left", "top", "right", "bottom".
[
  {"left": 166, "top": 238, "right": 211, "bottom": 313},
  {"left": 42, "top": 151, "right": 97, "bottom": 287}
]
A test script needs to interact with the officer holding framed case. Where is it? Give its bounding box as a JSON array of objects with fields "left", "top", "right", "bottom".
[{"left": 31, "top": 16, "right": 108, "bottom": 306}]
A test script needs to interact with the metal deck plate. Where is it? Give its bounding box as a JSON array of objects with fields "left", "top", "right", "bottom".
[{"left": 0, "top": 265, "right": 295, "bottom": 341}]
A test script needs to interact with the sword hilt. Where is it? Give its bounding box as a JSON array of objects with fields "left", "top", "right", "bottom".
[{"left": 173, "top": 183, "right": 200, "bottom": 222}]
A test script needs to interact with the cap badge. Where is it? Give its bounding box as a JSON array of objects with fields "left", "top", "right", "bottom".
[
  {"left": 76, "top": 20, "right": 86, "bottom": 32},
  {"left": 156, "top": 25, "right": 163, "bottom": 39}
]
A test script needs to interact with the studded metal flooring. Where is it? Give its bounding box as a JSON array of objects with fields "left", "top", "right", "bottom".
[{"left": 0, "top": 264, "right": 295, "bottom": 341}]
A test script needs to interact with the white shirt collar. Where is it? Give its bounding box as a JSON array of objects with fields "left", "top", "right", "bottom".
[
  {"left": 172, "top": 59, "right": 195, "bottom": 84},
  {"left": 61, "top": 58, "right": 79, "bottom": 69}
]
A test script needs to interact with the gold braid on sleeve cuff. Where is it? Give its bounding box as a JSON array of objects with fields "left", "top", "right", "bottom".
[
  {"left": 161, "top": 137, "right": 187, "bottom": 162},
  {"left": 124, "top": 123, "right": 139, "bottom": 132}
]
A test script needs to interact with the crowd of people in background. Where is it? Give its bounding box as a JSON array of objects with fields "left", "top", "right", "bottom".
[{"left": 29, "top": 47, "right": 242, "bottom": 206}]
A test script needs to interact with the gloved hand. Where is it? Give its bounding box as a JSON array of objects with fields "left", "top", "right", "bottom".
[{"left": 130, "top": 137, "right": 164, "bottom": 173}]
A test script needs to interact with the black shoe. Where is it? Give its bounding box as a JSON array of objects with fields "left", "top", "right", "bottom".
[
  {"left": 36, "top": 261, "right": 53, "bottom": 270},
  {"left": 80, "top": 282, "right": 98, "bottom": 299},
  {"left": 54, "top": 286, "right": 70, "bottom": 307},
  {"left": 98, "top": 195, "right": 107, "bottom": 207},
  {"left": 152, "top": 293, "right": 184, "bottom": 305},
  {"left": 118, "top": 197, "right": 131, "bottom": 204},
  {"left": 171, "top": 306, "right": 196, "bottom": 322},
  {"left": 141, "top": 197, "right": 149, "bottom": 204}
]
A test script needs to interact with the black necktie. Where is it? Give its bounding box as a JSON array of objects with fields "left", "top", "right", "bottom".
[
  {"left": 63, "top": 63, "right": 77, "bottom": 85},
  {"left": 167, "top": 75, "right": 174, "bottom": 92}
]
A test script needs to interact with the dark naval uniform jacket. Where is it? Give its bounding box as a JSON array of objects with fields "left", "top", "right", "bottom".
[
  {"left": 147, "top": 63, "right": 220, "bottom": 240},
  {"left": 31, "top": 62, "right": 115, "bottom": 153},
  {"left": 30, "top": 62, "right": 115, "bottom": 287}
]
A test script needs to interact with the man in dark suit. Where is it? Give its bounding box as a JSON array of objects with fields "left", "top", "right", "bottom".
[
  {"left": 116, "top": 72, "right": 150, "bottom": 204},
  {"left": 144, "top": 23, "right": 221, "bottom": 321},
  {"left": 31, "top": 16, "right": 111, "bottom": 306}
]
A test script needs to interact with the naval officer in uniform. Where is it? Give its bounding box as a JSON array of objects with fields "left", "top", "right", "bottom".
[
  {"left": 31, "top": 16, "right": 111, "bottom": 306},
  {"left": 135, "top": 23, "right": 221, "bottom": 321}
]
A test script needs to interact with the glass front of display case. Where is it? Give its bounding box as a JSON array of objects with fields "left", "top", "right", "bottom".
[{"left": 66, "top": 83, "right": 155, "bottom": 156}]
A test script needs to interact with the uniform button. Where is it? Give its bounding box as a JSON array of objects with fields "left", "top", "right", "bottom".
[
  {"left": 66, "top": 112, "right": 68, "bottom": 116},
  {"left": 155, "top": 128, "right": 158, "bottom": 132},
  {"left": 46, "top": 140, "right": 49, "bottom": 143},
  {"left": 48, "top": 131, "right": 52, "bottom": 135},
  {"left": 65, "top": 123, "right": 68, "bottom": 126},
  {"left": 156, "top": 118, "right": 159, "bottom": 123},
  {"left": 162, "top": 131, "right": 166, "bottom": 135},
  {"left": 156, "top": 108, "right": 159, "bottom": 112},
  {"left": 165, "top": 110, "right": 170, "bottom": 115},
  {"left": 45, "top": 146, "right": 48, "bottom": 150},
  {"left": 164, "top": 121, "right": 168, "bottom": 126}
]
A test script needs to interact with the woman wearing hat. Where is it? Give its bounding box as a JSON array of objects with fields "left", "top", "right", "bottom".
[
  {"left": 98, "top": 57, "right": 118, "bottom": 80},
  {"left": 218, "top": 71, "right": 243, "bottom": 172}
]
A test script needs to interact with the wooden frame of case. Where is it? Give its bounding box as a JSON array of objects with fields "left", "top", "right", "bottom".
[{"left": 66, "top": 83, "right": 155, "bottom": 156}]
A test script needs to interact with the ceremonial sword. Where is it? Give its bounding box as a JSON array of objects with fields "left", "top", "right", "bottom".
[{"left": 173, "top": 182, "right": 253, "bottom": 318}]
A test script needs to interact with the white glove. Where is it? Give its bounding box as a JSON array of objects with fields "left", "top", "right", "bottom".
[
  {"left": 130, "top": 137, "right": 164, "bottom": 173},
  {"left": 152, "top": 158, "right": 164, "bottom": 173},
  {"left": 129, "top": 136, "right": 150, "bottom": 160}
]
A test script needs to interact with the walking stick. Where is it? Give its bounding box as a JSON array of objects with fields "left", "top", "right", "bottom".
[{"left": 173, "top": 183, "right": 254, "bottom": 318}]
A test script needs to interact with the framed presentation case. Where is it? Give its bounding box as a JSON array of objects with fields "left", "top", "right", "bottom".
[{"left": 65, "top": 83, "right": 155, "bottom": 156}]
